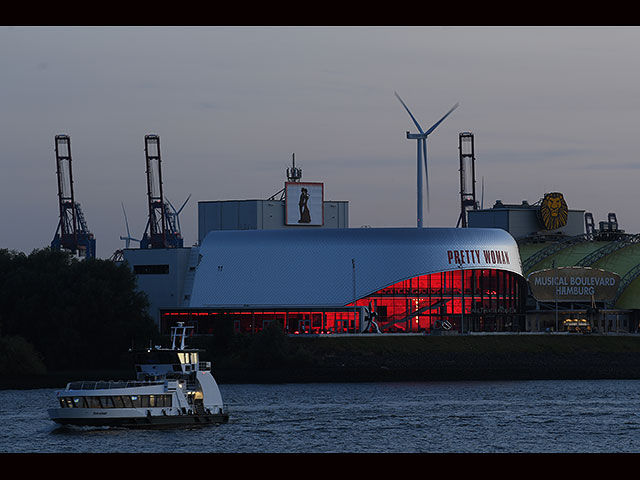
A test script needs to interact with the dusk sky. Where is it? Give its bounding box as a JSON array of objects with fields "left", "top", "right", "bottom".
[{"left": 3, "top": 26, "right": 640, "bottom": 258}]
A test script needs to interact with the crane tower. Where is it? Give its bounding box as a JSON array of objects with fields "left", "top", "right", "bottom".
[
  {"left": 51, "top": 134, "right": 96, "bottom": 259},
  {"left": 457, "top": 132, "right": 478, "bottom": 228},
  {"left": 140, "top": 134, "right": 183, "bottom": 249}
]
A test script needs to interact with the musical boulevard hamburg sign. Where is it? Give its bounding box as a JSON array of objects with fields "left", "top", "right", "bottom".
[{"left": 528, "top": 266, "right": 620, "bottom": 302}]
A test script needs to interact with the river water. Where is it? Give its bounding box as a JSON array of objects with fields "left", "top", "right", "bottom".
[{"left": 2, "top": 380, "right": 640, "bottom": 453}]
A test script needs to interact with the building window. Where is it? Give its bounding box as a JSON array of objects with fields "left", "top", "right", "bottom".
[{"left": 134, "top": 264, "right": 170, "bottom": 275}]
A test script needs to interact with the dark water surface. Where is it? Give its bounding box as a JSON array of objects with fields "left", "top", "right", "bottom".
[{"left": 2, "top": 380, "right": 640, "bottom": 453}]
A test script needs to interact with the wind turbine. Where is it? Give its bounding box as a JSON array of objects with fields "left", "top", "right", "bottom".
[
  {"left": 394, "top": 92, "right": 459, "bottom": 227},
  {"left": 165, "top": 194, "right": 191, "bottom": 235},
  {"left": 120, "top": 203, "right": 140, "bottom": 248}
]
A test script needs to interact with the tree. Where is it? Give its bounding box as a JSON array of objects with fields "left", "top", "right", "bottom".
[{"left": 0, "top": 248, "right": 159, "bottom": 371}]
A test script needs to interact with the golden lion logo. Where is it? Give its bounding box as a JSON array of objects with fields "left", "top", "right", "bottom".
[{"left": 538, "top": 192, "right": 568, "bottom": 231}]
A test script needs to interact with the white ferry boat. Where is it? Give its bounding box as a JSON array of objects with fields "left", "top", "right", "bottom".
[{"left": 48, "top": 323, "right": 229, "bottom": 428}]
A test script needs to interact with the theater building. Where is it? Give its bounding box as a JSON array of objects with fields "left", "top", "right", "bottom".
[
  {"left": 159, "top": 227, "right": 527, "bottom": 335},
  {"left": 123, "top": 174, "right": 640, "bottom": 335},
  {"left": 469, "top": 192, "right": 640, "bottom": 333}
]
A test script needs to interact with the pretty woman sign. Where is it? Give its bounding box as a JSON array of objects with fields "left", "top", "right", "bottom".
[{"left": 285, "top": 182, "right": 324, "bottom": 226}]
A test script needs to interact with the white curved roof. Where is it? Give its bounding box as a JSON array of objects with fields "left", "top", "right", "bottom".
[{"left": 189, "top": 227, "right": 523, "bottom": 308}]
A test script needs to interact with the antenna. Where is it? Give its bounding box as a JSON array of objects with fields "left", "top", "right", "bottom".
[
  {"left": 269, "top": 153, "right": 303, "bottom": 200},
  {"left": 287, "top": 153, "right": 302, "bottom": 182},
  {"left": 394, "top": 92, "right": 458, "bottom": 227}
]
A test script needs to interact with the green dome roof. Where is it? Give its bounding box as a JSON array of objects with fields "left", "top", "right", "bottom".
[{"left": 519, "top": 235, "right": 640, "bottom": 309}]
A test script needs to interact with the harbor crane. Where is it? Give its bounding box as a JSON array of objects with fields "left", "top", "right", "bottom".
[
  {"left": 457, "top": 132, "right": 478, "bottom": 228},
  {"left": 51, "top": 134, "right": 96, "bottom": 259},
  {"left": 140, "top": 134, "right": 184, "bottom": 249}
]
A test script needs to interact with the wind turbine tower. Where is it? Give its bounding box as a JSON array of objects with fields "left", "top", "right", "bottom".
[{"left": 394, "top": 92, "right": 458, "bottom": 228}]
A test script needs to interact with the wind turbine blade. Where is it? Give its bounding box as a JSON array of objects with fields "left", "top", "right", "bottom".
[
  {"left": 423, "top": 140, "right": 430, "bottom": 211},
  {"left": 121, "top": 202, "right": 132, "bottom": 237},
  {"left": 177, "top": 194, "right": 191, "bottom": 214},
  {"left": 425, "top": 102, "right": 459, "bottom": 136},
  {"left": 165, "top": 197, "right": 177, "bottom": 214},
  {"left": 394, "top": 91, "right": 425, "bottom": 134}
]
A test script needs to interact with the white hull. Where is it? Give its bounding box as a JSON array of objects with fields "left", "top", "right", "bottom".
[{"left": 48, "top": 406, "right": 228, "bottom": 428}]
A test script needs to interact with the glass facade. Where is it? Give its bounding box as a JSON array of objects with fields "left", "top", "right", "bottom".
[
  {"left": 162, "top": 268, "right": 526, "bottom": 335},
  {"left": 357, "top": 268, "right": 525, "bottom": 333}
]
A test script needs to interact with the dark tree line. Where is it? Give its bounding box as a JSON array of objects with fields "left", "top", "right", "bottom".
[{"left": 0, "top": 248, "right": 159, "bottom": 373}]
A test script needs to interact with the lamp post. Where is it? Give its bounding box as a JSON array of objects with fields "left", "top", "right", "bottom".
[
  {"left": 458, "top": 264, "right": 465, "bottom": 334},
  {"left": 352, "top": 258, "right": 356, "bottom": 333},
  {"left": 553, "top": 260, "right": 559, "bottom": 333}
]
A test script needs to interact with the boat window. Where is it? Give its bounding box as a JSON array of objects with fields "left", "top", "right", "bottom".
[
  {"left": 135, "top": 351, "right": 180, "bottom": 365},
  {"left": 59, "top": 394, "right": 173, "bottom": 409},
  {"left": 177, "top": 352, "right": 198, "bottom": 365}
]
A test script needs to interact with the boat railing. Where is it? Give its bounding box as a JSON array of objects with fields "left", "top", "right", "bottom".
[
  {"left": 66, "top": 380, "right": 166, "bottom": 390},
  {"left": 199, "top": 361, "right": 211, "bottom": 371}
]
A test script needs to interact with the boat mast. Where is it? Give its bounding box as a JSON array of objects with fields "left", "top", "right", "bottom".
[{"left": 170, "top": 322, "right": 192, "bottom": 350}]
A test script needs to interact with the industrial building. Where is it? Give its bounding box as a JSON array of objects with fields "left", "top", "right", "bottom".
[{"left": 197, "top": 198, "right": 348, "bottom": 245}]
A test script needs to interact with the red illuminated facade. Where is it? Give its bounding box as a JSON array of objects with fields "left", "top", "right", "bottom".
[{"left": 162, "top": 268, "right": 525, "bottom": 335}]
